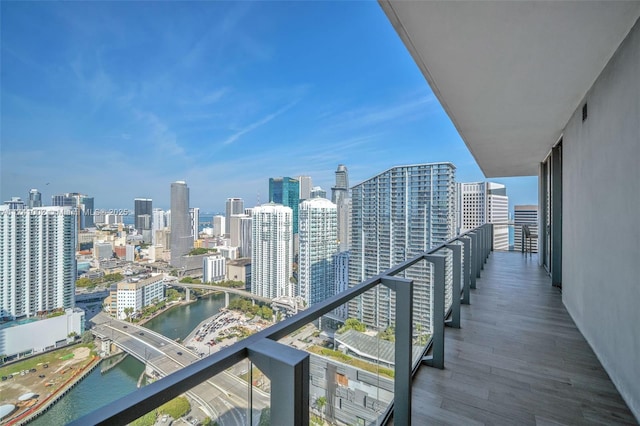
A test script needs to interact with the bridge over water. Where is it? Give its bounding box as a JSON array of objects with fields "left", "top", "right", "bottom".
[
  {"left": 169, "top": 282, "right": 272, "bottom": 306},
  {"left": 91, "top": 313, "right": 268, "bottom": 425}
]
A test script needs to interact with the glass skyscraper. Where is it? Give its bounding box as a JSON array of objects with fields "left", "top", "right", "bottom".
[
  {"left": 251, "top": 203, "right": 294, "bottom": 299},
  {"left": 170, "top": 181, "right": 192, "bottom": 267},
  {"left": 269, "top": 177, "right": 300, "bottom": 234},
  {"left": 28, "top": 189, "right": 42, "bottom": 208},
  {"left": 134, "top": 198, "right": 153, "bottom": 234},
  {"left": 349, "top": 162, "right": 456, "bottom": 332},
  {"left": 298, "top": 198, "right": 338, "bottom": 307},
  {"left": 331, "top": 164, "right": 351, "bottom": 252}
]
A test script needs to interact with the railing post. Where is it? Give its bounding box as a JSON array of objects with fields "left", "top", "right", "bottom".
[
  {"left": 459, "top": 237, "right": 471, "bottom": 304},
  {"left": 444, "top": 244, "right": 461, "bottom": 328},
  {"left": 479, "top": 227, "right": 485, "bottom": 270},
  {"left": 489, "top": 223, "right": 494, "bottom": 252},
  {"left": 381, "top": 276, "right": 413, "bottom": 426},
  {"left": 422, "top": 254, "right": 446, "bottom": 369},
  {"left": 484, "top": 224, "right": 491, "bottom": 261},
  {"left": 248, "top": 339, "right": 310, "bottom": 426},
  {"left": 467, "top": 232, "right": 478, "bottom": 287}
]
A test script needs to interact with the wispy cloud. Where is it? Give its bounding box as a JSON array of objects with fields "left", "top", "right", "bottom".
[
  {"left": 221, "top": 99, "right": 300, "bottom": 145},
  {"left": 325, "top": 94, "right": 436, "bottom": 131},
  {"left": 201, "top": 87, "right": 229, "bottom": 104}
]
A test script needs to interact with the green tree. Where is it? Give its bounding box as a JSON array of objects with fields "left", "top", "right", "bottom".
[
  {"left": 102, "top": 273, "right": 123, "bottom": 283},
  {"left": 75, "top": 277, "right": 93, "bottom": 288},
  {"left": 377, "top": 325, "right": 395, "bottom": 342},
  {"left": 337, "top": 318, "right": 366, "bottom": 334},
  {"left": 260, "top": 306, "right": 273, "bottom": 321},
  {"left": 188, "top": 247, "right": 217, "bottom": 256},
  {"left": 316, "top": 396, "right": 327, "bottom": 421},
  {"left": 124, "top": 307, "right": 134, "bottom": 322},
  {"left": 167, "top": 288, "right": 180, "bottom": 301}
]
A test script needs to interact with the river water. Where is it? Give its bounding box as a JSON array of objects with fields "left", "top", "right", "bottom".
[{"left": 31, "top": 292, "right": 232, "bottom": 425}]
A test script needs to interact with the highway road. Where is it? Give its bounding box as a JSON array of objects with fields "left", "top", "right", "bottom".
[{"left": 91, "top": 313, "right": 268, "bottom": 425}]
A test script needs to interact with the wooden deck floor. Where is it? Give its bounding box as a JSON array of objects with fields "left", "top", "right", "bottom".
[{"left": 402, "top": 251, "right": 637, "bottom": 425}]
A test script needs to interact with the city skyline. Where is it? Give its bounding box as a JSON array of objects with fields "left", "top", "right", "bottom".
[{"left": 0, "top": 2, "right": 537, "bottom": 212}]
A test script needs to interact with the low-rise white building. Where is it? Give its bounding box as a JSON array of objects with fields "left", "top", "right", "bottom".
[
  {"left": 203, "top": 255, "right": 226, "bottom": 283},
  {"left": 109, "top": 275, "right": 165, "bottom": 320},
  {"left": 0, "top": 308, "right": 85, "bottom": 360}
]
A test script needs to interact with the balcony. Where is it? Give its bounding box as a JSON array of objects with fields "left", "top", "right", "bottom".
[
  {"left": 397, "top": 250, "right": 636, "bottom": 425},
  {"left": 69, "top": 224, "right": 635, "bottom": 425}
]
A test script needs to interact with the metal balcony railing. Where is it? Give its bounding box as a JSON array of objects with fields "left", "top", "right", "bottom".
[{"left": 70, "top": 224, "right": 493, "bottom": 426}]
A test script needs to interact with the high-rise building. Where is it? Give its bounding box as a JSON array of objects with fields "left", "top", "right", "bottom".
[
  {"left": 134, "top": 198, "right": 153, "bottom": 233},
  {"left": 0, "top": 205, "right": 77, "bottom": 318},
  {"left": 203, "top": 255, "right": 226, "bottom": 283},
  {"left": 514, "top": 205, "right": 539, "bottom": 252},
  {"left": 230, "top": 214, "right": 252, "bottom": 258},
  {"left": 269, "top": 177, "right": 300, "bottom": 234},
  {"left": 298, "top": 176, "right": 313, "bottom": 200},
  {"left": 457, "top": 182, "right": 509, "bottom": 250},
  {"left": 331, "top": 164, "right": 349, "bottom": 203},
  {"left": 310, "top": 186, "right": 327, "bottom": 199},
  {"left": 28, "top": 189, "right": 42, "bottom": 208},
  {"left": 333, "top": 251, "right": 350, "bottom": 319},
  {"left": 225, "top": 198, "right": 244, "bottom": 235},
  {"left": 190, "top": 207, "right": 200, "bottom": 241},
  {"left": 170, "top": 181, "right": 192, "bottom": 267},
  {"left": 251, "top": 203, "right": 294, "bottom": 299},
  {"left": 298, "top": 198, "right": 338, "bottom": 307},
  {"left": 349, "top": 162, "right": 456, "bottom": 331},
  {"left": 3, "top": 197, "right": 25, "bottom": 209},
  {"left": 331, "top": 165, "right": 351, "bottom": 252},
  {"left": 152, "top": 208, "right": 165, "bottom": 245},
  {"left": 213, "top": 215, "right": 225, "bottom": 237},
  {"left": 51, "top": 193, "right": 94, "bottom": 229},
  {"left": 95, "top": 242, "right": 114, "bottom": 260},
  {"left": 81, "top": 196, "right": 95, "bottom": 228}
]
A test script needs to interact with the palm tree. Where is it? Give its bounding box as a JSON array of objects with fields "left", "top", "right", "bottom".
[{"left": 124, "top": 307, "right": 134, "bottom": 322}]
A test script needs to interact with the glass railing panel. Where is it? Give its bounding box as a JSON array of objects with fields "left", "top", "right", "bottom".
[
  {"left": 127, "top": 357, "right": 251, "bottom": 426},
  {"left": 492, "top": 222, "right": 510, "bottom": 251},
  {"left": 436, "top": 247, "right": 454, "bottom": 314},
  {"left": 390, "top": 258, "right": 432, "bottom": 366},
  {"left": 449, "top": 239, "right": 465, "bottom": 298},
  {"left": 249, "top": 361, "right": 271, "bottom": 426},
  {"left": 277, "top": 288, "right": 394, "bottom": 426}
]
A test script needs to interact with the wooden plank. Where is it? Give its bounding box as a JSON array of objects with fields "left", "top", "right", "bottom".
[{"left": 402, "top": 252, "right": 637, "bottom": 425}]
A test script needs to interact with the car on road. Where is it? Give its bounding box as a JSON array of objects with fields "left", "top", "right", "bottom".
[
  {"left": 123, "top": 325, "right": 128, "bottom": 328},
  {"left": 177, "top": 351, "right": 182, "bottom": 356},
  {"left": 139, "top": 332, "right": 144, "bottom": 336}
]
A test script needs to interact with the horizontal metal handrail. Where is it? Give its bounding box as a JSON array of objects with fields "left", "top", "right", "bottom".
[{"left": 71, "top": 224, "right": 493, "bottom": 426}]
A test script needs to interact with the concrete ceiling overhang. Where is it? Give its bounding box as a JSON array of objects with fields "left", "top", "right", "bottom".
[{"left": 380, "top": 1, "right": 640, "bottom": 177}]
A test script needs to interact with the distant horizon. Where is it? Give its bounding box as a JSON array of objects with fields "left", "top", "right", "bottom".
[{"left": 6, "top": 169, "right": 538, "bottom": 215}]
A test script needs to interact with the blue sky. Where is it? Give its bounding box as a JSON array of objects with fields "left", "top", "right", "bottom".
[{"left": 1, "top": 1, "right": 537, "bottom": 213}]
